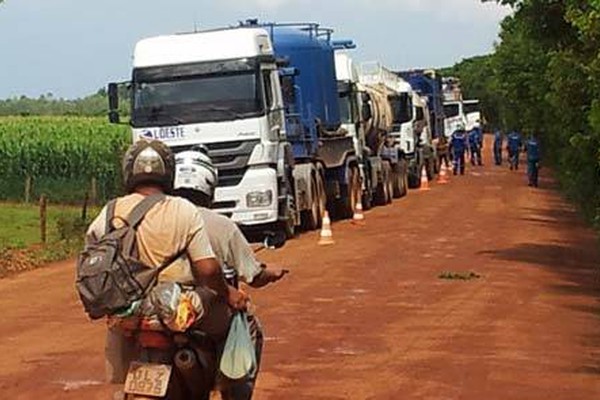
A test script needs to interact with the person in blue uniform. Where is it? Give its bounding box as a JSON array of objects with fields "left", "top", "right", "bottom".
[
  {"left": 493, "top": 129, "right": 503, "bottom": 165},
  {"left": 507, "top": 130, "right": 522, "bottom": 170},
  {"left": 526, "top": 134, "right": 541, "bottom": 187},
  {"left": 468, "top": 126, "right": 483, "bottom": 166},
  {"left": 450, "top": 124, "right": 468, "bottom": 175}
]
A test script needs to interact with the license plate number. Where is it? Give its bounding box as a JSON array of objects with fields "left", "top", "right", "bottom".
[{"left": 124, "top": 362, "right": 172, "bottom": 397}]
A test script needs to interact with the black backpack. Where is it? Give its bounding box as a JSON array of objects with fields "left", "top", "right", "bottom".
[{"left": 76, "top": 193, "right": 185, "bottom": 320}]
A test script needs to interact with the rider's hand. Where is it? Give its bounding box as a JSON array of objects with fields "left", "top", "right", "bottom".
[
  {"left": 270, "top": 268, "right": 290, "bottom": 283},
  {"left": 227, "top": 286, "right": 249, "bottom": 310}
]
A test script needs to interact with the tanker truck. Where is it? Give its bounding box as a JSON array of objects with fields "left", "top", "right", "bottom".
[
  {"left": 358, "top": 63, "right": 411, "bottom": 197},
  {"left": 334, "top": 52, "right": 407, "bottom": 208},
  {"left": 107, "top": 20, "right": 360, "bottom": 239},
  {"left": 398, "top": 69, "right": 445, "bottom": 176}
]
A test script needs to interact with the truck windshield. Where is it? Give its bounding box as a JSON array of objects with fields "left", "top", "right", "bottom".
[
  {"left": 444, "top": 103, "right": 460, "bottom": 118},
  {"left": 338, "top": 92, "right": 356, "bottom": 124},
  {"left": 464, "top": 102, "right": 480, "bottom": 115},
  {"left": 131, "top": 72, "right": 264, "bottom": 127},
  {"left": 389, "top": 94, "right": 412, "bottom": 124}
]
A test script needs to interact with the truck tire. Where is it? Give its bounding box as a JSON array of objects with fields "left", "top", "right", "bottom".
[
  {"left": 426, "top": 159, "right": 435, "bottom": 181},
  {"left": 279, "top": 173, "right": 296, "bottom": 239},
  {"left": 316, "top": 169, "right": 326, "bottom": 226},
  {"left": 399, "top": 161, "right": 409, "bottom": 198},
  {"left": 375, "top": 161, "right": 392, "bottom": 205},
  {"left": 407, "top": 166, "right": 421, "bottom": 189},
  {"left": 301, "top": 173, "right": 320, "bottom": 231},
  {"left": 392, "top": 163, "right": 404, "bottom": 199},
  {"left": 338, "top": 166, "right": 360, "bottom": 219}
]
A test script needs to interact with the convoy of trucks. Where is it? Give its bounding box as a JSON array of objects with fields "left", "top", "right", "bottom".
[{"left": 107, "top": 20, "right": 481, "bottom": 240}]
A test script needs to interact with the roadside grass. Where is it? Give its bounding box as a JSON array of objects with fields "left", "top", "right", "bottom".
[
  {"left": 439, "top": 271, "right": 481, "bottom": 281},
  {"left": 0, "top": 202, "right": 100, "bottom": 277},
  {"left": 0, "top": 202, "right": 94, "bottom": 248}
]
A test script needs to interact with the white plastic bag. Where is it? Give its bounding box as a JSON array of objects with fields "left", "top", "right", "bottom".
[{"left": 219, "top": 312, "right": 256, "bottom": 380}]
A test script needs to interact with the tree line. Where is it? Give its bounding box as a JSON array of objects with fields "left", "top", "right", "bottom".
[
  {"left": 0, "top": 88, "right": 129, "bottom": 117},
  {"left": 446, "top": 0, "right": 600, "bottom": 227}
]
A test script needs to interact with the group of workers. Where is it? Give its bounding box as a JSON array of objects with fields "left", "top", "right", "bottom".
[
  {"left": 436, "top": 123, "right": 484, "bottom": 176},
  {"left": 436, "top": 124, "right": 541, "bottom": 187},
  {"left": 494, "top": 129, "right": 541, "bottom": 187}
]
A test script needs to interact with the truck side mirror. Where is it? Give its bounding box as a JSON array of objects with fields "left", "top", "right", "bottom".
[
  {"left": 107, "top": 82, "right": 120, "bottom": 124},
  {"left": 361, "top": 103, "right": 372, "bottom": 121}
]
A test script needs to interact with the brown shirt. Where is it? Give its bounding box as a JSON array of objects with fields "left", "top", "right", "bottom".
[{"left": 86, "top": 193, "right": 215, "bottom": 284}]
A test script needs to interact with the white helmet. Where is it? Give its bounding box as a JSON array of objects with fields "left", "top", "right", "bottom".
[{"left": 174, "top": 146, "right": 218, "bottom": 198}]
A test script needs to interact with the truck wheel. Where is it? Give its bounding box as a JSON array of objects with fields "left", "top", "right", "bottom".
[
  {"left": 362, "top": 190, "right": 373, "bottom": 211},
  {"left": 279, "top": 174, "right": 296, "bottom": 239},
  {"left": 400, "top": 168, "right": 409, "bottom": 197},
  {"left": 392, "top": 163, "right": 404, "bottom": 199},
  {"left": 316, "top": 170, "right": 326, "bottom": 227},
  {"left": 302, "top": 174, "right": 320, "bottom": 231},
  {"left": 338, "top": 166, "right": 360, "bottom": 219},
  {"left": 385, "top": 163, "right": 394, "bottom": 204},
  {"left": 426, "top": 160, "right": 435, "bottom": 181},
  {"left": 407, "top": 167, "right": 420, "bottom": 189},
  {"left": 376, "top": 161, "right": 393, "bottom": 205}
]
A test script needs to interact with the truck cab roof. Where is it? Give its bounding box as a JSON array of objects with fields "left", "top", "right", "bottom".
[{"left": 133, "top": 28, "right": 274, "bottom": 68}]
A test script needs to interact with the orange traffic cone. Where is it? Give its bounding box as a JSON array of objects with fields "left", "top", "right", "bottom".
[
  {"left": 437, "top": 163, "right": 449, "bottom": 184},
  {"left": 318, "top": 211, "right": 335, "bottom": 246},
  {"left": 419, "top": 166, "right": 431, "bottom": 191},
  {"left": 351, "top": 201, "right": 366, "bottom": 226}
]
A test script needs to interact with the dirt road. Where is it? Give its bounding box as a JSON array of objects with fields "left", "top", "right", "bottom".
[{"left": 1, "top": 139, "right": 600, "bottom": 399}]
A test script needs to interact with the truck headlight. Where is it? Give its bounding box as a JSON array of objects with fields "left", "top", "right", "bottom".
[{"left": 246, "top": 190, "right": 273, "bottom": 208}]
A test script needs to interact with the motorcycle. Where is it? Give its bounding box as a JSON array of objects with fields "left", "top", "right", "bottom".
[{"left": 118, "top": 231, "right": 286, "bottom": 400}]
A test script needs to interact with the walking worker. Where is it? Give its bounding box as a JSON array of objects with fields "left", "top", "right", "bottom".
[
  {"left": 526, "top": 134, "right": 541, "bottom": 187},
  {"left": 468, "top": 126, "right": 483, "bottom": 166},
  {"left": 493, "top": 129, "right": 503, "bottom": 165},
  {"left": 436, "top": 135, "right": 451, "bottom": 170},
  {"left": 507, "top": 130, "right": 522, "bottom": 170},
  {"left": 450, "top": 123, "right": 468, "bottom": 175}
]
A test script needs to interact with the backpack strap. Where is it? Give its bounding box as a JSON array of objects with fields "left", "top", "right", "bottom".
[
  {"left": 125, "top": 193, "right": 166, "bottom": 229},
  {"left": 105, "top": 199, "right": 117, "bottom": 234}
]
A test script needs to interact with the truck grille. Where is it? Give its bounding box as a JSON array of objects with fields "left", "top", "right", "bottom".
[{"left": 171, "top": 140, "right": 259, "bottom": 188}]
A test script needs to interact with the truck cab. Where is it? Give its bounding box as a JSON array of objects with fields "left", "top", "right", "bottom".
[
  {"left": 463, "top": 99, "right": 482, "bottom": 131},
  {"left": 110, "top": 27, "right": 294, "bottom": 234},
  {"left": 443, "top": 101, "right": 467, "bottom": 138}
]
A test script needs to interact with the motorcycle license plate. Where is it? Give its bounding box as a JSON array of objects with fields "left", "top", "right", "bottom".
[{"left": 124, "top": 362, "right": 172, "bottom": 397}]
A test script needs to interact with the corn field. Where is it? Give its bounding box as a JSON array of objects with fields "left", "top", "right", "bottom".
[{"left": 0, "top": 116, "right": 130, "bottom": 203}]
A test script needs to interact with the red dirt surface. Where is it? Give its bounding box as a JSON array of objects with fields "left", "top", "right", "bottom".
[{"left": 1, "top": 138, "right": 599, "bottom": 399}]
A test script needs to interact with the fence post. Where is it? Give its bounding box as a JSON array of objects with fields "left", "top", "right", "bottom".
[
  {"left": 24, "top": 175, "right": 32, "bottom": 203},
  {"left": 39, "top": 194, "right": 47, "bottom": 244},
  {"left": 90, "top": 177, "right": 98, "bottom": 204},
  {"left": 82, "top": 192, "right": 89, "bottom": 221}
]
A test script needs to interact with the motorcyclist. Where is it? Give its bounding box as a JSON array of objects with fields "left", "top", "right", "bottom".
[
  {"left": 172, "top": 146, "right": 288, "bottom": 400},
  {"left": 85, "top": 140, "right": 247, "bottom": 384},
  {"left": 449, "top": 123, "right": 468, "bottom": 175}
]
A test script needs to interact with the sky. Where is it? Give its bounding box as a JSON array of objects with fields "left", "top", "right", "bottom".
[{"left": 0, "top": 0, "right": 510, "bottom": 99}]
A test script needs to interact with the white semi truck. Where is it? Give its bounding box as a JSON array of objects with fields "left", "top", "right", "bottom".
[
  {"left": 335, "top": 53, "right": 408, "bottom": 206},
  {"left": 463, "top": 99, "right": 482, "bottom": 131},
  {"left": 108, "top": 22, "right": 360, "bottom": 239}
]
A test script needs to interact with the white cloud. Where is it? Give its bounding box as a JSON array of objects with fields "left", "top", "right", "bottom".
[{"left": 229, "top": 0, "right": 510, "bottom": 22}]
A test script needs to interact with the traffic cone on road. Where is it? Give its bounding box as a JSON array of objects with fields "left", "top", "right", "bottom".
[
  {"left": 437, "top": 164, "right": 449, "bottom": 184},
  {"left": 419, "top": 166, "right": 431, "bottom": 191},
  {"left": 318, "top": 211, "right": 335, "bottom": 246},
  {"left": 351, "top": 201, "right": 366, "bottom": 226}
]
